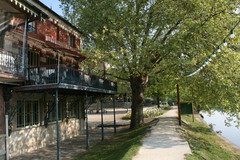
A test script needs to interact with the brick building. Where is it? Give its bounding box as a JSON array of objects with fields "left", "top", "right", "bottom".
[{"left": 0, "top": 0, "right": 117, "bottom": 159}]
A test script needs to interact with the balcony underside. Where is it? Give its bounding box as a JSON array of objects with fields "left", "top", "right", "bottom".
[
  {"left": 0, "top": 72, "right": 25, "bottom": 83},
  {"left": 15, "top": 83, "right": 117, "bottom": 95}
]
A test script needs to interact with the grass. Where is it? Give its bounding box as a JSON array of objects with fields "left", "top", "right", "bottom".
[
  {"left": 181, "top": 115, "right": 240, "bottom": 160},
  {"left": 73, "top": 119, "right": 158, "bottom": 160},
  {"left": 122, "top": 108, "right": 164, "bottom": 120}
]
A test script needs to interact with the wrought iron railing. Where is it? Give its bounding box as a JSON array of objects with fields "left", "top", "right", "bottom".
[
  {"left": 0, "top": 48, "right": 24, "bottom": 76},
  {"left": 29, "top": 65, "right": 117, "bottom": 92}
]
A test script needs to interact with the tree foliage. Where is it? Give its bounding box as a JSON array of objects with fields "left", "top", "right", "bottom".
[{"left": 60, "top": 0, "right": 240, "bottom": 127}]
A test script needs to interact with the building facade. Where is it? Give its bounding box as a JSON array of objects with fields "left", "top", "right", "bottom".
[{"left": 0, "top": 0, "right": 117, "bottom": 159}]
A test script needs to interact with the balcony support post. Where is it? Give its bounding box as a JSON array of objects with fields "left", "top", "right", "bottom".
[
  {"left": 57, "top": 53, "right": 60, "bottom": 83},
  {"left": 55, "top": 89, "right": 61, "bottom": 160},
  {"left": 85, "top": 93, "right": 89, "bottom": 149},
  {"left": 22, "top": 16, "right": 28, "bottom": 78},
  {"left": 100, "top": 96, "right": 104, "bottom": 141}
]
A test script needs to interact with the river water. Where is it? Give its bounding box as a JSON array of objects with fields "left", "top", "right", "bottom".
[{"left": 201, "top": 110, "right": 240, "bottom": 147}]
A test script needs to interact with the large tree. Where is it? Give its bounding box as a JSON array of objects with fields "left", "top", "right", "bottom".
[{"left": 60, "top": 0, "right": 240, "bottom": 128}]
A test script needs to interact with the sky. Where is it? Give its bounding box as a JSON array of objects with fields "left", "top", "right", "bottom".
[{"left": 39, "top": 0, "right": 63, "bottom": 16}]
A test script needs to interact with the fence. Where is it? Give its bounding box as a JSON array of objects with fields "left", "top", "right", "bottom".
[
  {"left": 29, "top": 65, "right": 117, "bottom": 92},
  {"left": 0, "top": 48, "right": 24, "bottom": 76}
]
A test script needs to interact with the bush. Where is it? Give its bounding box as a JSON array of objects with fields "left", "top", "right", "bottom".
[{"left": 122, "top": 108, "right": 163, "bottom": 120}]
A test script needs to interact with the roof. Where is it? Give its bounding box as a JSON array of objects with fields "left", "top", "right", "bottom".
[{"left": 29, "top": 0, "right": 83, "bottom": 35}]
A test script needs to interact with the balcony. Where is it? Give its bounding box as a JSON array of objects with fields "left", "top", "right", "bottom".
[
  {"left": 0, "top": 48, "right": 25, "bottom": 82},
  {"left": 16, "top": 64, "right": 117, "bottom": 94}
]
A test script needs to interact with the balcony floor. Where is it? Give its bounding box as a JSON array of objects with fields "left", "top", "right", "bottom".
[{"left": 15, "top": 83, "right": 117, "bottom": 95}]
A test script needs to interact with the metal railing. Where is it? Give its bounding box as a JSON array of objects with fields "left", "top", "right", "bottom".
[
  {"left": 0, "top": 48, "right": 24, "bottom": 76},
  {"left": 29, "top": 65, "right": 117, "bottom": 92}
]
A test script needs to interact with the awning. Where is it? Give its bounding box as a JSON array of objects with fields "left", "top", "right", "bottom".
[{"left": 6, "top": 0, "right": 48, "bottom": 19}]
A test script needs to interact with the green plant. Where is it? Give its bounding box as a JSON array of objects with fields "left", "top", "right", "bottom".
[
  {"left": 73, "top": 120, "right": 157, "bottom": 160},
  {"left": 182, "top": 115, "right": 240, "bottom": 160},
  {"left": 122, "top": 108, "right": 163, "bottom": 120}
]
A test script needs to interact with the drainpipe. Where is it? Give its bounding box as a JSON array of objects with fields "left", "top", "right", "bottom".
[{"left": 5, "top": 115, "right": 9, "bottom": 160}]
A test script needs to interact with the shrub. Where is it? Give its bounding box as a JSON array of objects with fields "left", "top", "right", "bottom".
[{"left": 122, "top": 108, "right": 163, "bottom": 120}]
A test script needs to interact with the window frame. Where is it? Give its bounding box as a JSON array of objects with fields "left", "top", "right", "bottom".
[
  {"left": 46, "top": 56, "right": 58, "bottom": 65},
  {"left": 27, "top": 21, "right": 36, "bottom": 33},
  {"left": 46, "top": 100, "right": 62, "bottom": 122},
  {"left": 17, "top": 100, "right": 40, "bottom": 128},
  {"left": 28, "top": 50, "right": 40, "bottom": 67},
  {"left": 68, "top": 34, "right": 75, "bottom": 48}
]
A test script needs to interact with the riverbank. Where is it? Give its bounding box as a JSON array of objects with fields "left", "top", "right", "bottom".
[{"left": 181, "top": 114, "right": 240, "bottom": 160}]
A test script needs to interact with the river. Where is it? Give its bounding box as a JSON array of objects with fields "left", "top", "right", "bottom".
[{"left": 201, "top": 110, "right": 240, "bottom": 147}]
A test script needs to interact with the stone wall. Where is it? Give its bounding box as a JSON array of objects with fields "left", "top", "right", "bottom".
[
  {"left": 6, "top": 92, "right": 86, "bottom": 158},
  {"left": 9, "top": 118, "right": 83, "bottom": 158},
  {"left": 0, "top": 135, "right": 5, "bottom": 160}
]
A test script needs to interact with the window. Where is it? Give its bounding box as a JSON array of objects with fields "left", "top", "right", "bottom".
[
  {"left": 27, "top": 21, "right": 35, "bottom": 33},
  {"left": 67, "top": 101, "right": 77, "bottom": 118},
  {"left": 29, "top": 51, "right": 40, "bottom": 67},
  {"left": 46, "top": 57, "right": 58, "bottom": 65},
  {"left": 68, "top": 34, "right": 75, "bottom": 48},
  {"left": 17, "top": 101, "right": 39, "bottom": 128},
  {"left": 46, "top": 101, "right": 62, "bottom": 122}
]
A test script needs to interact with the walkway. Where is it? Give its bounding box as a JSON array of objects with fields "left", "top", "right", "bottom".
[{"left": 133, "top": 106, "right": 191, "bottom": 160}]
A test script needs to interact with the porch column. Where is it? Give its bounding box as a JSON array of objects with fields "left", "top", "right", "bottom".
[
  {"left": 85, "top": 94, "right": 89, "bottom": 149},
  {"left": 22, "top": 16, "right": 28, "bottom": 78},
  {"left": 55, "top": 89, "right": 60, "bottom": 160},
  {"left": 113, "top": 96, "right": 116, "bottom": 133},
  {"left": 100, "top": 97, "right": 104, "bottom": 141}
]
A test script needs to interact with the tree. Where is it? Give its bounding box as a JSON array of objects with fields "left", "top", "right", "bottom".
[{"left": 60, "top": 0, "right": 240, "bottom": 128}]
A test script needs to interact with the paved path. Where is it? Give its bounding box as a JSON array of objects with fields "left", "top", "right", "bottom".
[{"left": 133, "top": 106, "right": 191, "bottom": 160}]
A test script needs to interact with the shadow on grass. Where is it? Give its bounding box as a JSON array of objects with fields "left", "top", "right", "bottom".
[{"left": 73, "top": 119, "right": 158, "bottom": 160}]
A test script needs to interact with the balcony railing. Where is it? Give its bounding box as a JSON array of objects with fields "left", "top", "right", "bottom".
[
  {"left": 0, "top": 48, "right": 24, "bottom": 76},
  {"left": 29, "top": 65, "right": 117, "bottom": 92}
]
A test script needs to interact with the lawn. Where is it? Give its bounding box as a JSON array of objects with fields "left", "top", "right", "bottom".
[
  {"left": 181, "top": 115, "right": 240, "bottom": 160},
  {"left": 73, "top": 119, "right": 158, "bottom": 160}
]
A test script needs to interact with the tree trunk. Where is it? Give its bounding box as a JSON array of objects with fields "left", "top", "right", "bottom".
[
  {"left": 130, "top": 75, "right": 148, "bottom": 129},
  {"left": 157, "top": 96, "right": 160, "bottom": 108}
]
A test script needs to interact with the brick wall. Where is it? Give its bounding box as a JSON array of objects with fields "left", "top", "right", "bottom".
[
  {"left": 75, "top": 37, "right": 81, "bottom": 49},
  {"left": 37, "top": 20, "right": 81, "bottom": 49},
  {"left": 58, "top": 27, "right": 69, "bottom": 45},
  {"left": 37, "top": 20, "right": 58, "bottom": 39}
]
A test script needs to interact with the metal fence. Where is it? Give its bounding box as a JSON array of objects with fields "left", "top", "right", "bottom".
[
  {"left": 0, "top": 48, "right": 24, "bottom": 76},
  {"left": 29, "top": 65, "right": 117, "bottom": 92}
]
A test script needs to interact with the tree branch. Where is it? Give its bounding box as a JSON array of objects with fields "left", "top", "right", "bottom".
[
  {"left": 105, "top": 72, "right": 130, "bottom": 81},
  {"left": 152, "top": 26, "right": 162, "bottom": 42},
  {"left": 161, "top": 19, "right": 182, "bottom": 44}
]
